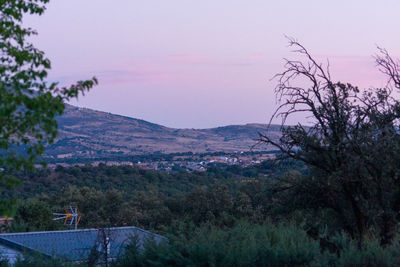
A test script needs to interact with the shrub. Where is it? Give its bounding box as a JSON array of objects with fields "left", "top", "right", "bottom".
[{"left": 117, "top": 221, "right": 320, "bottom": 267}]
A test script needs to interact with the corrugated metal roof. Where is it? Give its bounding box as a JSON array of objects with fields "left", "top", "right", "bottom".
[{"left": 0, "top": 226, "right": 165, "bottom": 261}]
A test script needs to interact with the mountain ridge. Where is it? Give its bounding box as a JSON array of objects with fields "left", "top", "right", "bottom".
[{"left": 45, "top": 104, "right": 281, "bottom": 160}]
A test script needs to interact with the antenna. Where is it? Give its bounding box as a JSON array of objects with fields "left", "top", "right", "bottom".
[{"left": 53, "top": 205, "right": 81, "bottom": 230}]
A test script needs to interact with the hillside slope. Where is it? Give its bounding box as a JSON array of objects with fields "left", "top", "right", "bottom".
[{"left": 45, "top": 104, "right": 281, "bottom": 159}]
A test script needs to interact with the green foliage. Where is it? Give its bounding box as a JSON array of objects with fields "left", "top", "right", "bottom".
[
  {"left": 4, "top": 164, "right": 400, "bottom": 266},
  {"left": 118, "top": 222, "right": 320, "bottom": 267},
  {"left": 13, "top": 252, "right": 76, "bottom": 267},
  {"left": 11, "top": 199, "right": 58, "bottom": 232},
  {"left": 316, "top": 233, "right": 400, "bottom": 267},
  {"left": 4, "top": 164, "right": 277, "bottom": 230},
  {"left": 9, "top": 164, "right": 246, "bottom": 198},
  {"left": 334, "top": 240, "right": 400, "bottom": 267},
  {"left": 2, "top": 224, "right": 399, "bottom": 266},
  {"left": 117, "top": 223, "right": 400, "bottom": 267},
  {"left": 0, "top": 0, "right": 97, "bottom": 213},
  {"left": 0, "top": 0, "right": 97, "bottom": 171}
]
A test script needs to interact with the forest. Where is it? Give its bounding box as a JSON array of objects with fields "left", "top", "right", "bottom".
[{"left": 0, "top": 161, "right": 398, "bottom": 266}]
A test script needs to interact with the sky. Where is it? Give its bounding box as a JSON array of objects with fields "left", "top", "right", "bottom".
[{"left": 24, "top": 0, "right": 400, "bottom": 128}]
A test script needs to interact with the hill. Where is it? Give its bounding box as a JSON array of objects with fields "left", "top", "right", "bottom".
[{"left": 44, "top": 104, "right": 281, "bottom": 160}]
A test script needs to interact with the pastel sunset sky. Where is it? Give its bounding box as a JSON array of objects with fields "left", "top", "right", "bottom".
[{"left": 25, "top": 0, "right": 400, "bottom": 128}]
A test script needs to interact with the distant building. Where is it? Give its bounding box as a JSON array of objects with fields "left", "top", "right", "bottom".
[
  {"left": 0, "top": 217, "right": 13, "bottom": 227},
  {"left": 0, "top": 226, "right": 165, "bottom": 264}
]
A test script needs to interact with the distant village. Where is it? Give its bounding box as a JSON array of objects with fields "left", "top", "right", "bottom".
[{"left": 46, "top": 151, "right": 277, "bottom": 172}]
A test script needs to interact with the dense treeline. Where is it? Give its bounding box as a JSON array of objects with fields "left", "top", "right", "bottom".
[
  {"left": 6, "top": 161, "right": 299, "bottom": 232},
  {"left": 4, "top": 162, "right": 400, "bottom": 266},
  {"left": 6, "top": 160, "right": 296, "bottom": 199}
]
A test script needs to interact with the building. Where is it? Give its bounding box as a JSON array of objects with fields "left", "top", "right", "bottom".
[{"left": 0, "top": 226, "right": 165, "bottom": 264}]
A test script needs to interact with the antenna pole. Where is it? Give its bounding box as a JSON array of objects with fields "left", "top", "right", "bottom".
[
  {"left": 52, "top": 205, "right": 81, "bottom": 230},
  {"left": 74, "top": 206, "right": 78, "bottom": 230}
]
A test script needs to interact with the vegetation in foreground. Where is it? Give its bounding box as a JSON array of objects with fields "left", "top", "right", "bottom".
[
  {"left": 0, "top": 163, "right": 399, "bottom": 266},
  {"left": 5, "top": 221, "right": 400, "bottom": 266}
]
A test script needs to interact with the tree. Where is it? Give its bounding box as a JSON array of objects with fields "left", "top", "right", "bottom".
[
  {"left": 12, "top": 199, "right": 57, "bottom": 232},
  {"left": 260, "top": 38, "right": 400, "bottom": 246},
  {"left": 0, "top": 0, "right": 97, "bottom": 211}
]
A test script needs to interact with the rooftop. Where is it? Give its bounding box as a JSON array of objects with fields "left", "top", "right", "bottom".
[{"left": 0, "top": 226, "right": 165, "bottom": 262}]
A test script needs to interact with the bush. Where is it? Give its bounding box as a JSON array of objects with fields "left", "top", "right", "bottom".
[
  {"left": 117, "top": 222, "right": 400, "bottom": 267},
  {"left": 117, "top": 221, "right": 320, "bottom": 267},
  {"left": 316, "top": 233, "right": 400, "bottom": 267}
]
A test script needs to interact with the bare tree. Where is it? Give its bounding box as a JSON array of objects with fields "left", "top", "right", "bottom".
[
  {"left": 260, "top": 37, "right": 400, "bottom": 246},
  {"left": 88, "top": 228, "right": 114, "bottom": 267}
]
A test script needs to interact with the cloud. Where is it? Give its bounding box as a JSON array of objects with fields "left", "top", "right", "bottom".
[
  {"left": 49, "top": 69, "right": 170, "bottom": 87},
  {"left": 95, "top": 70, "right": 169, "bottom": 85},
  {"left": 166, "top": 53, "right": 260, "bottom": 67}
]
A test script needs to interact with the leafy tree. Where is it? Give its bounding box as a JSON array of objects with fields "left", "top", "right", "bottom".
[
  {"left": 183, "top": 184, "right": 237, "bottom": 227},
  {"left": 260, "top": 38, "right": 400, "bottom": 246},
  {"left": 12, "top": 199, "right": 57, "bottom": 232},
  {"left": 0, "top": 0, "right": 97, "bottom": 211}
]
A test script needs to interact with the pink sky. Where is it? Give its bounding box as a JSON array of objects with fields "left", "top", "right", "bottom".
[{"left": 24, "top": 0, "right": 400, "bottom": 128}]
